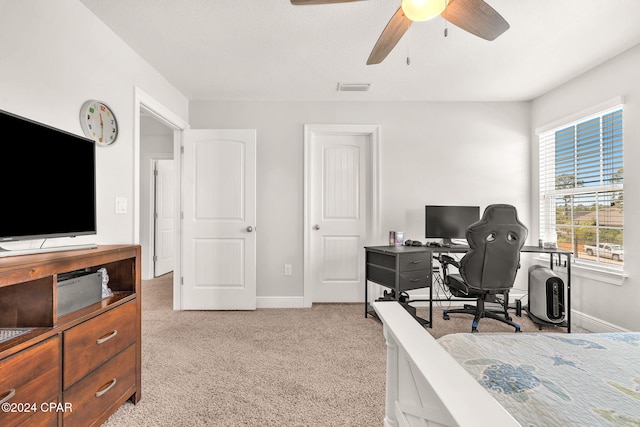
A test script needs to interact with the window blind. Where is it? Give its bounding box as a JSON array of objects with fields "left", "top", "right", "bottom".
[{"left": 538, "top": 105, "right": 623, "bottom": 269}]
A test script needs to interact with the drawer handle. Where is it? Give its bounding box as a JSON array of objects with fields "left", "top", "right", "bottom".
[
  {"left": 410, "top": 278, "right": 421, "bottom": 282},
  {"left": 95, "top": 378, "right": 117, "bottom": 398},
  {"left": 96, "top": 330, "right": 118, "bottom": 345},
  {"left": 0, "top": 389, "right": 16, "bottom": 405},
  {"left": 410, "top": 260, "right": 422, "bottom": 264}
]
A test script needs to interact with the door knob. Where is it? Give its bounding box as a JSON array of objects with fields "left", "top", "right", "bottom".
[
  {"left": 313, "top": 224, "right": 320, "bottom": 230},
  {"left": 246, "top": 226, "right": 254, "bottom": 232}
]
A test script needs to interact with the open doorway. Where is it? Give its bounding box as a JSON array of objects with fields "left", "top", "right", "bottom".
[{"left": 140, "top": 115, "right": 174, "bottom": 279}]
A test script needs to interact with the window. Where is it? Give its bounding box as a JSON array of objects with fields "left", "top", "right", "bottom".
[{"left": 538, "top": 103, "right": 623, "bottom": 271}]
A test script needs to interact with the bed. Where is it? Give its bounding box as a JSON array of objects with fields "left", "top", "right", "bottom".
[{"left": 372, "top": 301, "right": 640, "bottom": 427}]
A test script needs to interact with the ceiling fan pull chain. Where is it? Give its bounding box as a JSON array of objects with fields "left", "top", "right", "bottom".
[{"left": 444, "top": 21, "right": 448, "bottom": 37}]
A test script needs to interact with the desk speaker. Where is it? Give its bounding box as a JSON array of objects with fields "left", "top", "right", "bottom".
[{"left": 528, "top": 265, "right": 565, "bottom": 323}]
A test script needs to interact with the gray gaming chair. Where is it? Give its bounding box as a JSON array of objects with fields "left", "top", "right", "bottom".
[{"left": 438, "top": 204, "right": 528, "bottom": 332}]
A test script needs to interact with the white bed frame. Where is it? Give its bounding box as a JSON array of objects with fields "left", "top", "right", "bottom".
[{"left": 372, "top": 301, "right": 522, "bottom": 427}]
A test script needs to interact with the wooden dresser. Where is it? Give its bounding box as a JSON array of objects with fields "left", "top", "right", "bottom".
[{"left": 0, "top": 245, "right": 141, "bottom": 427}]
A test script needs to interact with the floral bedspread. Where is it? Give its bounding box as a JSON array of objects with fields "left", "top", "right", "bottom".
[{"left": 437, "top": 332, "right": 640, "bottom": 427}]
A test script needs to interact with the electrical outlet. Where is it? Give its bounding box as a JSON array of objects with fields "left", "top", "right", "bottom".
[{"left": 284, "top": 264, "right": 292, "bottom": 276}]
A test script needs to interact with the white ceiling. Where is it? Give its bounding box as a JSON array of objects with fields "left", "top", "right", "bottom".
[{"left": 79, "top": 0, "right": 640, "bottom": 102}]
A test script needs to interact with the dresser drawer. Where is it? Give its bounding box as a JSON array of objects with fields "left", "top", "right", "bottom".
[
  {"left": 16, "top": 407, "right": 58, "bottom": 427},
  {"left": 399, "top": 270, "right": 430, "bottom": 291},
  {"left": 0, "top": 336, "right": 60, "bottom": 427},
  {"left": 63, "top": 344, "right": 135, "bottom": 427},
  {"left": 63, "top": 301, "right": 136, "bottom": 389}
]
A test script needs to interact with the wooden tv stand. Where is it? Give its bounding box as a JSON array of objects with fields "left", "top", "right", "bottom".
[{"left": 0, "top": 245, "right": 141, "bottom": 426}]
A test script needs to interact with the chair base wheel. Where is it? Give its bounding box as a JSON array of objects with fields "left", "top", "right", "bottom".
[{"left": 442, "top": 306, "right": 521, "bottom": 332}]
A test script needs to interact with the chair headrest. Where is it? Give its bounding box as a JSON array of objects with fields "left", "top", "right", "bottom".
[{"left": 478, "top": 204, "right": 524, "bottom": 226}]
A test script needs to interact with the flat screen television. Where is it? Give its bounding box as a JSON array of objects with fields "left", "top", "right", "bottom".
[
  {"left": 0, "top": 109, "right": 96, "bottom": 255},
  {"left": 425, "top": 205, "right": 480, "bottom": 246}
]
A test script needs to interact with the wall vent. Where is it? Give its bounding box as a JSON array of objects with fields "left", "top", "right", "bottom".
[{"left": 337, "top": 83, "right": 371, "bottom": 92}]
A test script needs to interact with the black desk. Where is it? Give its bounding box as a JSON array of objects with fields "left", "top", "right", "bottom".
[
  {"left": 364, "top": 244, "right": 573, "bottom": 332},
  {"left": 364, "top": 245, "right": 437, "bottom": 327}
]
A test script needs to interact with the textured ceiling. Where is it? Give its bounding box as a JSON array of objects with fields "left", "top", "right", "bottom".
[{"left": 79, "top": 0, "right": 640, "bottom": 102}]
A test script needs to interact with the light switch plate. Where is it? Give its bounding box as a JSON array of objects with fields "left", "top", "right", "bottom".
[{"left": 115, "top": 197, "right": 127, "bottom": 214}]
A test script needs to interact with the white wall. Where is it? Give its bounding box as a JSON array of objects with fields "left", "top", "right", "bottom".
[
  {"left": 531, "top": 43, "right": 640, "bottom": 332},
  {"left": 0, "top": 0, "right": 188, "bottom": 248},
  {"left": 190, "top": 101, "right": 531, "bottom": 298}
]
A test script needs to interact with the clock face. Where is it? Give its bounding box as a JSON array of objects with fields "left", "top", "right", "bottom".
[{"left": 80, "top": 100, "right": 118, "bottom": 146}]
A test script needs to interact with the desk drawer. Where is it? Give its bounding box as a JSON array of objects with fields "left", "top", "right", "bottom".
[
  {"left": 63, "top": 301, "right": 136, "bottom": 389},
  {"left": 398, "top": 253, "right": 428, "bottom": 272},
  {"left": 399, "top": 271, "right": 430, "bottom": 292},
  {"left": 63, "top": 343, "right": 136, "bottom": 427},
  {"left": 366, "top": 251, "right": 395, "bottom": 270},
  {"left": 0, "top": 336, "right": 60, "bottom": 427}
]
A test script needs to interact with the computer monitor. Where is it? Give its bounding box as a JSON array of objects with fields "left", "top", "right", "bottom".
[{"left": 425, "top": 205, "right": 480, "bottom": 246}]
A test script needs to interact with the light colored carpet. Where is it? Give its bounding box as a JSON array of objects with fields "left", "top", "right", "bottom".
[{"left": 103, "top": 274, "right": 558, "bottom": 427}]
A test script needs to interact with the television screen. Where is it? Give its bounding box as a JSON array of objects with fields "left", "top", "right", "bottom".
[
  {"left": 425, "top": 205, "right": 480, "bottom": 244},
  {"left": 0, "top": 109, "right": 96, "bottom": 243}
]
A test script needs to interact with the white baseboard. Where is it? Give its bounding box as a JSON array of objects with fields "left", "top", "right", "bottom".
[{"left": 571, "top": 310, "right": 629, "bottom": 333}]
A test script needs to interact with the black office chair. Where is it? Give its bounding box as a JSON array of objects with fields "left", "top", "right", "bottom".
[{"left": 438, "top": 204, "right": 528, "bottom": 332}]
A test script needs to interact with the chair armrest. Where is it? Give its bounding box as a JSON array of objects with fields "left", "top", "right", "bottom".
[{"left": 438, "top": 254, "right": 460, "bottom": 269}]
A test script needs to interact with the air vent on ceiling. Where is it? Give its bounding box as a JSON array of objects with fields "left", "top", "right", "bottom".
[{"left": 337, "top": 83, "right": 372, "bottom": 92}]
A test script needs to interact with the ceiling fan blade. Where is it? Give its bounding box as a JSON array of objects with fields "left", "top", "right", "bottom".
[
  {"left": 441, "top": 0, "right": 509, "bottom": 41},
  {"left": 290, "top": 0, "right": 364, "bottom": 5},
  {"left": 367, "top": 7, "right": 412, "bottom": 65}
]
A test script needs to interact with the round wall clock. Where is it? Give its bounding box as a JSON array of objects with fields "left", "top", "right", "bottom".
[{"left": 79, "top": 100, "right": 119, "bottom": 146}]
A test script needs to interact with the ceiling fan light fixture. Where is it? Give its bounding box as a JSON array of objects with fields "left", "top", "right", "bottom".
[{"left": 401, "top": 0, "right": 446, "bottom": 22}]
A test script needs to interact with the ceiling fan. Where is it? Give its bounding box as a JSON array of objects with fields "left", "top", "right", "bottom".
[{"left": 290, "top": 0, "right": 509, "bottom": 65}]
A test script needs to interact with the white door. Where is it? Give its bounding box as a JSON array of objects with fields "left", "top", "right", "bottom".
[
  {"left": 304, "top": 125, "right": 379, "bottom": 304},
  {"left": 154, "top": 159, "right": 175, "bottom": 277},
  {"left": 181, "top": 129, "right": 257, "bottom": 310}
]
